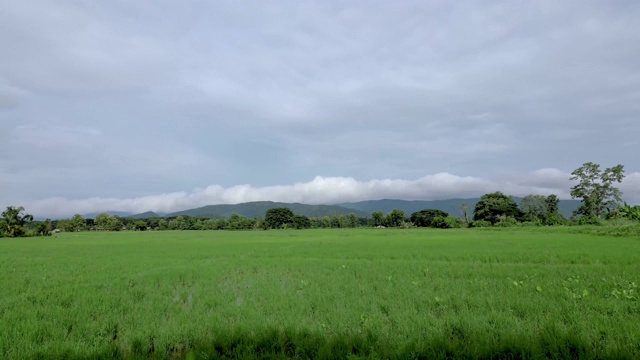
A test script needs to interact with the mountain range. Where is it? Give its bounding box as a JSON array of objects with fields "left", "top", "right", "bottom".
[{"left": 104, "top": 198, "right": 582, "bottom": 220}]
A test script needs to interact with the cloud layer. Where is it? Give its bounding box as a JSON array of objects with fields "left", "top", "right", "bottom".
[{"left": 24, "top": 169, "right": 640, "bottom": 218}]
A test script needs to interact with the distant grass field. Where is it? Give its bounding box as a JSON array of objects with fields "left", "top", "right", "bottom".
[{"left": 1, "top": 228, "right": 639, "bottom": 359}]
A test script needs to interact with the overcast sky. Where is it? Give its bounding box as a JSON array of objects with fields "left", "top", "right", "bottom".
[{"left": 1, "top": 1, "right": 639, "bottom": 218}]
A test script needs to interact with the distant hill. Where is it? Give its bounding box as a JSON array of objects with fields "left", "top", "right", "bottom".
[
  {"left": 166, "top": 201, "right": 369, "bottom": 219},
  {"left": 84, "top": 197, "right": 583, "bottom": 221},
  {"left": 340, "top": 198, "right": 582, "bottom": 218},
  {"left": 128, "top": 211, "right": 161, "bottom": 219},
  {"left": 340, "top": 199, "right": 479, "bottom": 218},
  {"left": 84, "top": 211, "right": 132, "bottom": 219}
]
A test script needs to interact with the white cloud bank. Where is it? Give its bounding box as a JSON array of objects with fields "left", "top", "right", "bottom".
[{"left": 22, "top": 169, "right": 640, "bottom": 218}]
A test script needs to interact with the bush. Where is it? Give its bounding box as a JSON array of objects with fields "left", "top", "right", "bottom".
[
  {"left": 470, "top": 220, "right": 492, "bottom": 228},
  {"left": 519, "top": 221, "right": 542, "bottom": 227},
  {"left": 430, "top": 215, "right": 462, "bottom": 229},
  {"left": 577, "top": 216, "right": 601, "bottom": 226},
  {"left": 495, "top": 216, "right": 519, "bottom": 227},
  {"left": 445, "top": 216, "right": 462, "bottom": 229}
]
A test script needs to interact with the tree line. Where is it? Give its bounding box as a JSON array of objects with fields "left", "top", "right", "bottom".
[{"left": 2, "top": 162, "right": 638, "bottom": 237}]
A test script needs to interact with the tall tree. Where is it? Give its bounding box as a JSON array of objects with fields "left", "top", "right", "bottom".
[
  {"left": 570, "top": 162, "right": 625, "bottom": 218},
  {"left": 386, "top": 209, "right": 405, "bottom": 227},
  {"left": 68, "top": 214, "right": 88, "bottom": 232},
  {"left": 371, "top": 211, "right": 385, "bottom": 226},
  {"left": 473, "top": 192, "right": 522, "bottom": 225},
  {"left": 95, "top": 212, "right": 122, "bottom": 231},
  {"left": 410, "top": 209, "right": 450, "bottom": 227},
  {"left": 1, "top": 206, "right": 34, "bottom": 237},
  {"left": 543, "top": 195, "right": 561, "bottom": 225},
  {"left": 264, "top": 208, "right": 295, "bottom": 229},
  {"left": 520, "top": 195, "right": 547, "bottom": 222},
  {"left": 35, "top": 219, "right": 53, "bottom": 236},
  {"left": 292, "top": 215, "right": 312, "bottom": 229},
  {"left": 459, "top": 203, "right": 470, "bottom": 224}
]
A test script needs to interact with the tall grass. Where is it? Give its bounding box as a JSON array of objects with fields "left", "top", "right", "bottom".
[{"left": 1, "top": 229, "right": 639, "bottom": 359}]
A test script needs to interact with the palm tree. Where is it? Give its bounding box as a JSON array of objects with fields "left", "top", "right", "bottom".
[
  {"left": 1, "top": 206, "right": 34, "bottom": 237},
  {"left": 618, "top": 203, "right": 640, "bottom": 221}
]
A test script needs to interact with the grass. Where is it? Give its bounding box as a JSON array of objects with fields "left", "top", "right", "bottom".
[{"left": 1, "top": 228, "right": 639, "bottom": 359}]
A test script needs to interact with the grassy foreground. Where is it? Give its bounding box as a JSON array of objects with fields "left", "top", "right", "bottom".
[{"left": 1, "top": 228, "right": 639, "bottom": 359}]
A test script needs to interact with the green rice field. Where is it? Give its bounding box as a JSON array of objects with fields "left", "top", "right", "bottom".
[{"left": 1, "top": 228, "right": 639, "bottom": 359}]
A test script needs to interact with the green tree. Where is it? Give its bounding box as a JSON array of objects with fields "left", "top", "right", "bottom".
[
  {"left": 431, "top": 215, "right": 461, "bottom": 229},
  {"left": 473, "top": 192, "right": 522, "bottom": 225},
  {"left": 543, "top": 194, "right": 562, "bottom": 225},
  {"left": 520, "top": 195, "right": 547, "bottom": 222},
  {"left": 616, "top": 202, "right": 640, "bottom": 221},
  {"left": 410, "top": 209, "right": 449, "bottom": 227},
  {"left": 264, "top": 208, "right": 295, "bottom": 229},
  {"left": 95, "top": 213, "right": 123, "bottom": 231},
  {"left": 347, "top": 213, "right": 358, "bottom": 228},
  {"left": 133, "top": 220, "right": 148, "bottom": 231},
  {"left": 34, "top": 219, "right": 53, "bottom": 236},
  {"left": 459, "top": 203, "right": 470, "bottom": 224},
  {"left": 386, "top": 209, "right": 405, "bottom": 227},
  {"left": 0, "top": 206, "right": 34, "bottom": 237},
  {"left": 292, "top": 215, "right": 312, "bottom": 229},
  {"left": 227, "top": 213, "right": 256, "bottom": 230},
  {"left": 330, "top": 215, "right": 342, "bottom": 228},
  {"left": 570, "top": 162, "right": 625, "bottom": 218},
  {"left": 371, "top": 211, "right": 385, "bottom": 227},
  {"left": 157, "top": 218, "right": 168, "bottom": 230},
  {"left": 68, "top": 214, "right": 88, "bottom": 232},
  {"left": 174, "top": 216, "right": 192, "bottom": 230}
]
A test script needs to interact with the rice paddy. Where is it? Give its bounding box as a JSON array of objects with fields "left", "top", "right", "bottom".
[{"left": 1, "top": 228, "right": 639, "bottom": 359}]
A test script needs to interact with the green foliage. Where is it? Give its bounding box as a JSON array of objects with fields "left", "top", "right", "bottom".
[
  {"left": 470, "top": 220, "right": 492, "bottom": 228},
  {"left": 410, "top": 209, "right": 449, "bottom": 227},
  {"left": 33, "top": 219, "right": 53, "bottom": 236},
  {"left": 264, "top": 208, "right": 295, "bottom": 229},
  {"left": 371, "top": 211, "right": 384, "bottom": 227},
  {"left": 95, "top": 213, "right": 123, "bottom": 231},
  {"left": 0, "top": 206, "right": 34, "bottom": 237},
  {"left": 543, "top": 194, "right": 564, "bottom": 225},
  {"left": 60, "top": 214, "right": 88, "bottom": 232},
  {"left": 570, "top": 162, "right": 625, "bottom": 218},
  {"left": 519, "top": 194, "right": 563, "bottom": 226},
  {"left": 520, "top": 195, "right": 546, "bottom": 222},
  {"left": 495, "top": 215, "right": 519, "bottom": 227},
  {"left": 430, "top": 215, "right": 461, "bottom": 229},
  {"left": 385, "top": 208, "right": 405, "bottom": 227},
  {"left": 616, "top": 202, "right": 640, "bottom": 221},
  {"left": 292, "top": 215, "right": 312, "bottom": 229},
  {"left": 226, "top": 213, "right": 257, "bottom": 230},
  {"left": 577, "top": 215, "right": 602, "bottom": 226},
  {"left": 473, "top": 192, "right": 522, "bottom": 225},
  {"left": 133, "top": 220, "right": 147, "bottom": 231},
  {"left": 459, "top": 202, "right": 471, "bottom": 224}
]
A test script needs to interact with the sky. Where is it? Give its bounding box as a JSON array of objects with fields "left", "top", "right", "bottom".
[{"left": 1, "top": 0, "right": 639, "bottom": 218}]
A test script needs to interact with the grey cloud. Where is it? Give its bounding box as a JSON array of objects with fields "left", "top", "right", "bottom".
[
  {"left": 0, "top": 82, "right": 27, "bottom": 110},
  {"left": 1, "top": 1, "right": 639, "bottom": 211}
]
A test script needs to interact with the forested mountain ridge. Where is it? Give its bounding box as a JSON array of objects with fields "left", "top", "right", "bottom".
[
  {"left": 163, "top": 201, "right": 369, "bottom": 219},
  {"left": 122, "top": 198, "right": 582, "bottom": 219}
]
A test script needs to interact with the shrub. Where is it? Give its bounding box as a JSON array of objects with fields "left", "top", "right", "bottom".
[
  {"left": 470, "top": 220, "right": 492, "bottom": 228},
  {"left": 577, "top": 216, "right": 601, "bottom": 226},
  {"left": 444, "top": 216, "right": 462, "bottom": 229},
  {"left": 495, "top": 216, "right": 519, "bottom": 227}
]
